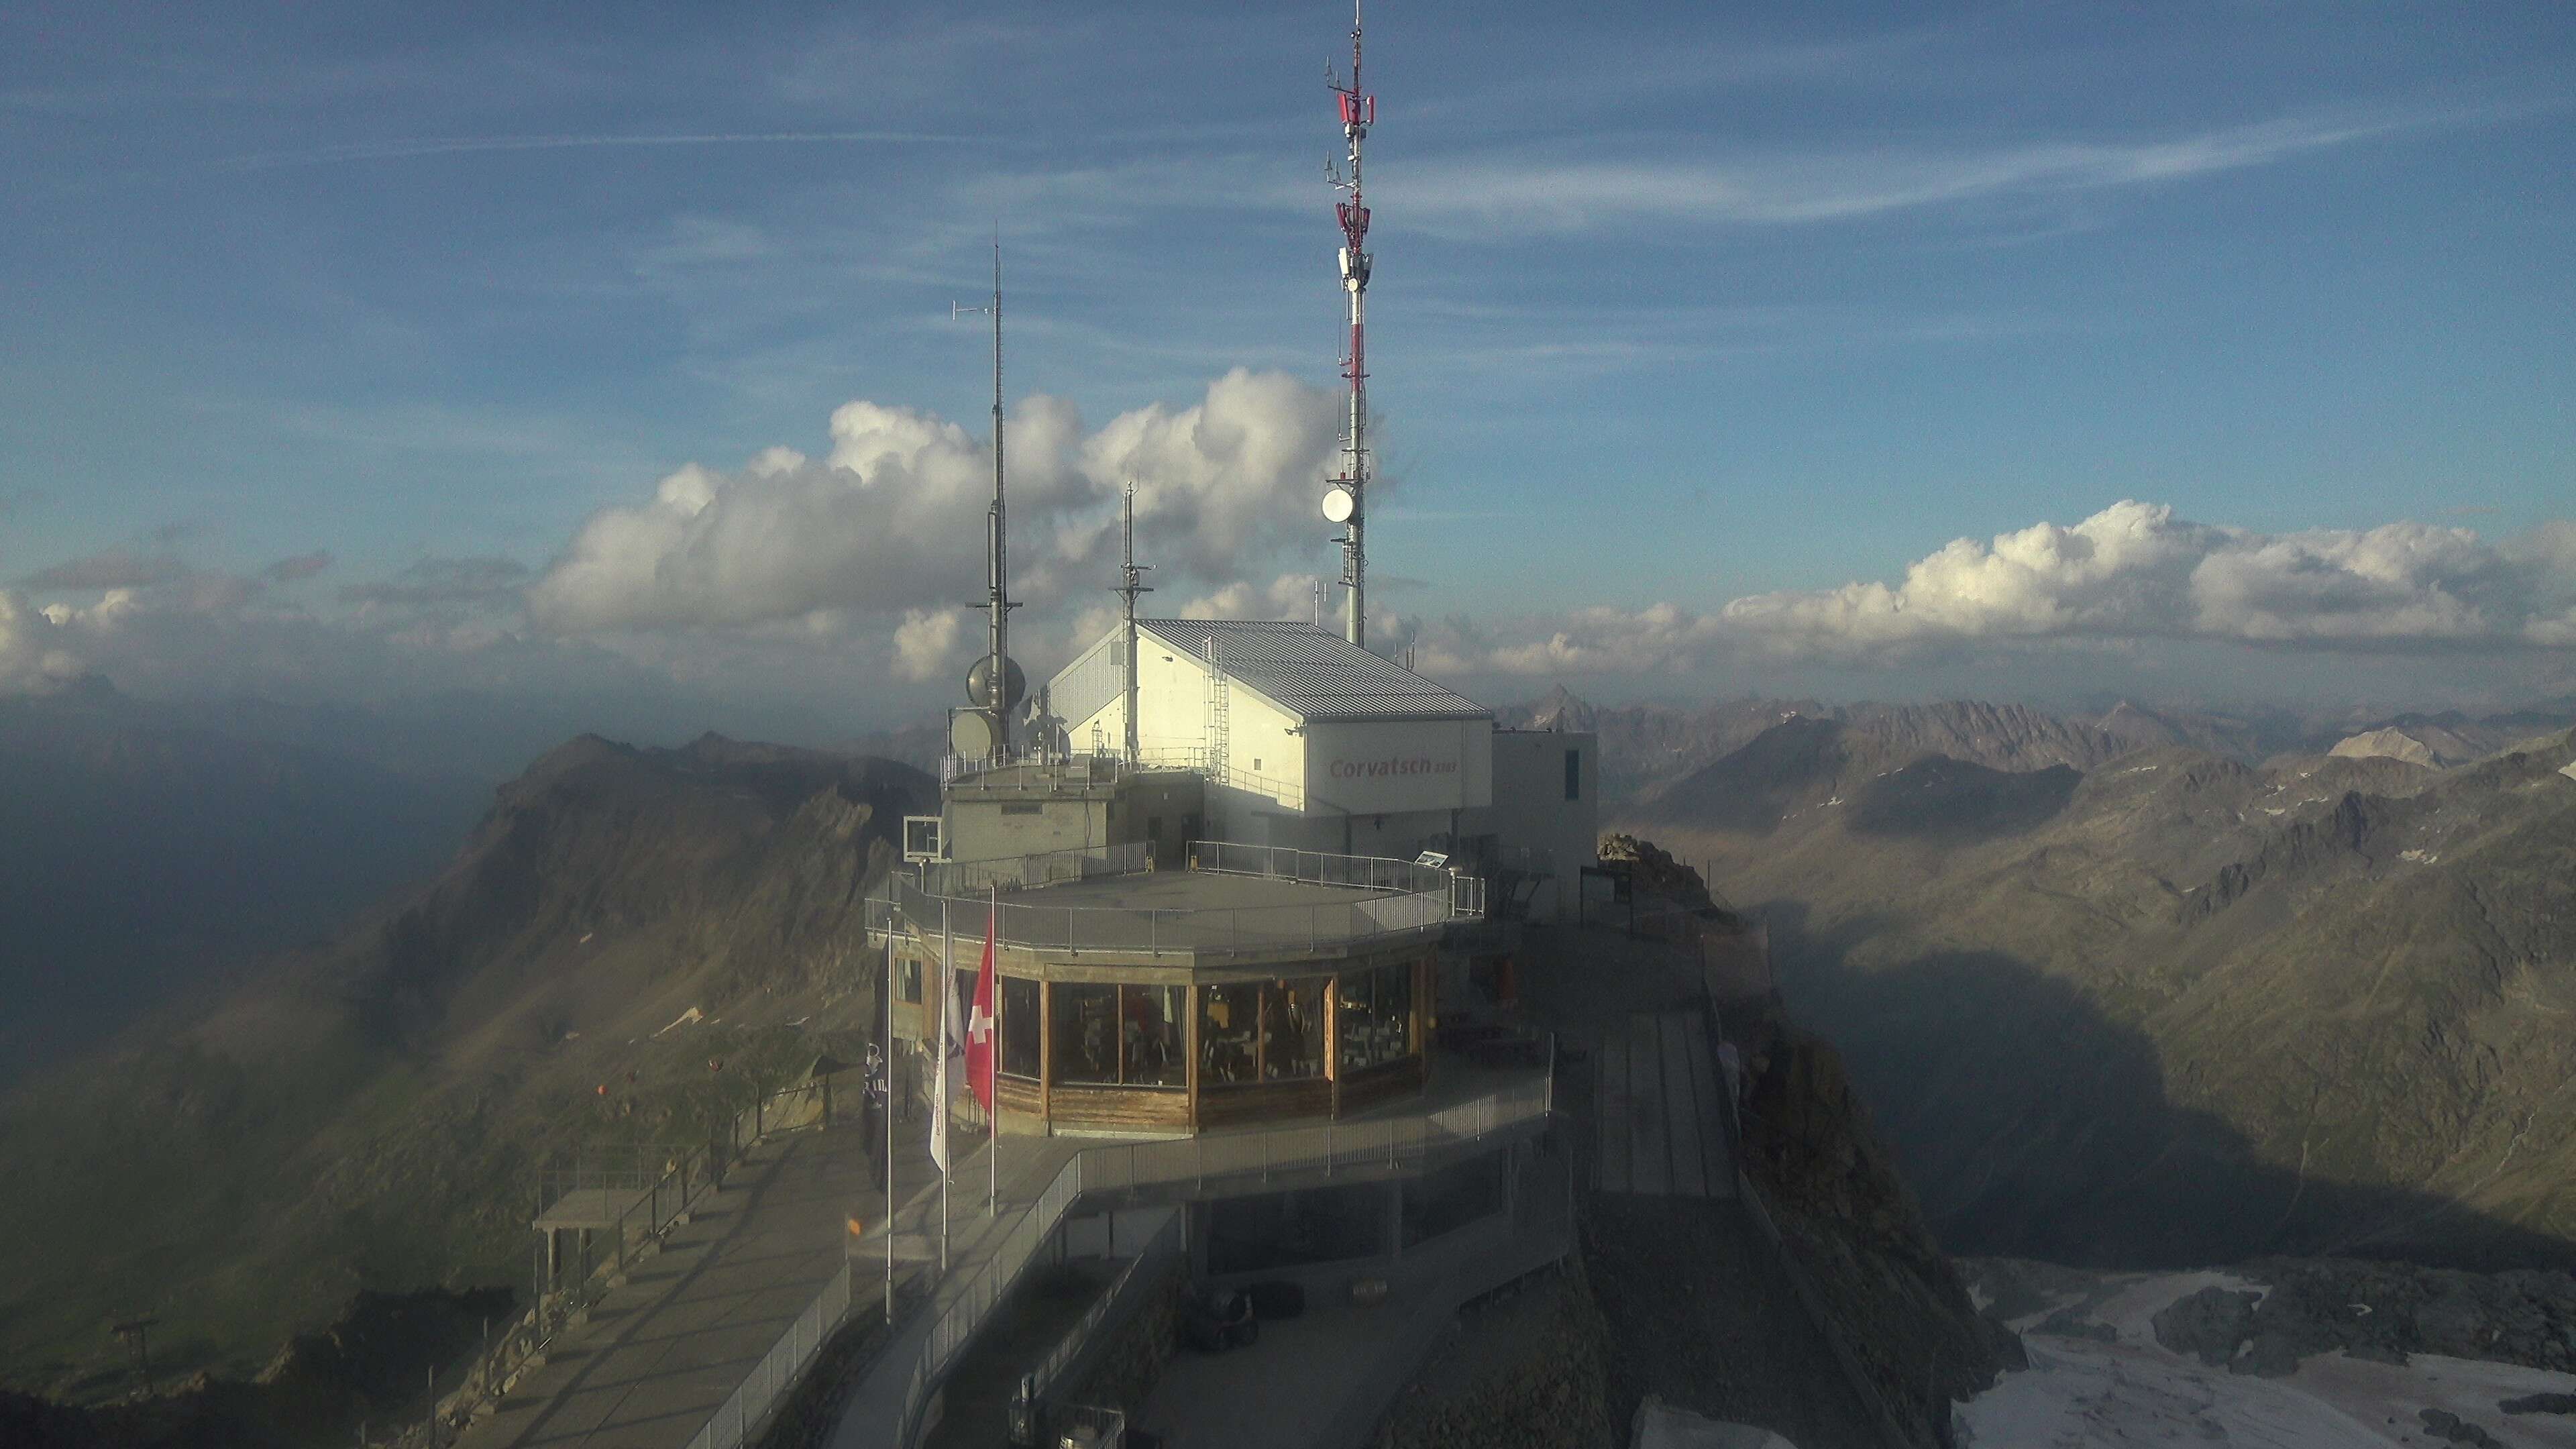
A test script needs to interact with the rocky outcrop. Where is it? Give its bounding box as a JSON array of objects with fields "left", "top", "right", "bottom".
[
  {"left": 2149, "top": 1259, "right": 2576, "bottom": 1379},
  {"left": 1736, "top": 1022, "right": 2012, "bottom": 1444}
]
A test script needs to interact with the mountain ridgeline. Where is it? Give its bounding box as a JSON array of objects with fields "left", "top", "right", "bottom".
[
  {"left": 1598, "top": 694, "right": 2576, "bottom": 1274},
  {"left": 0, "top": 734, "right": 930, "bottom": 1398}
]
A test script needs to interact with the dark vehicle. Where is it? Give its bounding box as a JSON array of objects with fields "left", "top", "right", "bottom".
[{"left": 1179, "top": 1285, "right": 1258, "bottom": 1351}]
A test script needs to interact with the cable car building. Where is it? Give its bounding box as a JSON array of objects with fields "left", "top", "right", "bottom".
[{"left": 883, "top": 619, "right": 1595, "bottom": 1138}]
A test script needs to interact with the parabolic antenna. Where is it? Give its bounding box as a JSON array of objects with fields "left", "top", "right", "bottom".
[
  {"left": 949, "top": 708, "right": 998, "bottom": 758},
  {"left": 1321, "top": 485, "right": 1355, "bottom": 523},
  {"left": 964, "top": 654, "right": 1027, "bottom": 714}
]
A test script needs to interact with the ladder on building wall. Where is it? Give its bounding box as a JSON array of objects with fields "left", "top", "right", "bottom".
[{"left": 1203, "top": 634, "right": 1230, "bottom": 781}]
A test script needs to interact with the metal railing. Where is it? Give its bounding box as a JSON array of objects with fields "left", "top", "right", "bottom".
[
  {"left": 395, "top": 1078, "right": 831, "bottom": 1447},
  {"left": 681, "top": 1075, "right": 1553, "bottom": 1449},
  {"left": 688, "top": 1257, "right": 855, "bottom": 1449},
  {"left": 1189, "top": 840, "right": 1487, "bottom": 919},
  {"left": 883, "top": 841, "right": 1480, "bottom": 961},
  {"left": 886, "top": 1075, "right": 1552, "bottom": 1447},
  {"left": 939, "top": 751, "right": 1130, "bottom": 788},
  {"left": 1026, "top": 1208, "right": 1184, "bottom": 1409},
  {"left": 888, "top": 877, "right": 1454, "bottom": 959},
  {"left": 920, "top": 839, "right": 1148, "bottom": 897}
]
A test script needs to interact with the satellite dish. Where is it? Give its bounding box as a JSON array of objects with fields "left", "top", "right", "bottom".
[
  {"left": 949, "top": 708, "right": 998, "bottom": 758},
  {"left": 1321, "top": 485, "right": 1355, "bottom": 523},
  {"left": 963, "top": 654, "right": 1026, "bottom": 714}
]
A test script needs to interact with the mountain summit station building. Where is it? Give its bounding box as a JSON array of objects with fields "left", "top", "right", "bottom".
[{"left": 882, "top": 619, "right": 1595, "bottom": 1138}]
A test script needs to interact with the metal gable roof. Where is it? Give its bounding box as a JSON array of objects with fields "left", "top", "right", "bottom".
[{"left": 1136, "top": 619, "right": 1491, "bottom": 723}]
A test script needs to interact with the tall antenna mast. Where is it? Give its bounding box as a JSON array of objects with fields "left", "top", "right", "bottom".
[
  {"left": 1113, "top": 481, "right": 1153, "bottom": 765},
  {"left": 955, "top": 238, "right": 1019, "bottom": 757},
  {"left": 1322, "top": 0, "right": 1375, "bottom": 650}
]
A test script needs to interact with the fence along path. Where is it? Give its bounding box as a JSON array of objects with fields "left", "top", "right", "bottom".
[
  {"left": 447, "top": 1089, "right": 879, "bottom": 1449},
  {"left": 793, "top": 1077, "right": 1557, "bottom": 1449}
]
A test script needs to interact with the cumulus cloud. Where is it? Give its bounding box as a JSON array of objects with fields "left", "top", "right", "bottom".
[
  {"left": 525, "top": 368, "right": 1349, "bottom": 676},
  {"left": 0, "top": 589, "right": 84, "bottom": 694},
  {"left": 1179, "top": 572, "right": 1328, "bottom": 623},
  {"left": 892, "top": 608, "right": 965, "bottom": 682},
  {"left": 1416, "top": 502, "right": 2576, "bottom": 677}
]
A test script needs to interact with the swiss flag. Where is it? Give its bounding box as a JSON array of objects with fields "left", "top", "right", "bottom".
[{"left": 966, "top": 907, "right": 997, "bottom": 1115}]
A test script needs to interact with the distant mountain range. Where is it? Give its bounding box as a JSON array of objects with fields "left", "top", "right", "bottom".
[
  {"left": 0, "top": 678, "right": 488, "bottom": 1082},
  {"left": 1502, "top": 687, "right": 2576, "bottom": 811},
  {"left": 1599, "top": 693, "right": 2576, "bottom": 1272}
]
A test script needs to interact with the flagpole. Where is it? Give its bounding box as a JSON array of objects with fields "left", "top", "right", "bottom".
[
  {"left": 883, "top": 920, "right": 895, "bottom": 1323},
  {"left": 941, "top": 898, "right": 952, "bottom": 1275},
  {"left": 989, "top": 883, "right": 1000, "bottom": 1215}
]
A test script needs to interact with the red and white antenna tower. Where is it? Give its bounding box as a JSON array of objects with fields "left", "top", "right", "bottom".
[{"left": 1321, "top": 0, "right": 1376, "bottom": 649}]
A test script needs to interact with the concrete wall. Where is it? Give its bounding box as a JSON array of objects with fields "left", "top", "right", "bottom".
[
  {"left": 947, "top": 794, "right": 1109, "bottom": 864},
  {"left": 1464, "top": 730, "right": 1599, "bottom": 920}
]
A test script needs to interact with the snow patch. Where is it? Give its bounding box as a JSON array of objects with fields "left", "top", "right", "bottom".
[{"left": 1960, "top": 1271, "right": 2576, "bottom": 1448}]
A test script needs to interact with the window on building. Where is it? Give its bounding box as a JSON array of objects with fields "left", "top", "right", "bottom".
[
  {"left": 1336, "top": 961, "right": 1418, "bottom": 1074},
  {"left": 1202, "top": 983, "right": 1258, "bottom": 1085},
  {"left": 1260, "top": 978, "right": 1327, "bottom": 1081},
  {"left": 1050, "top": 983, "right": 1185, "bottom": 1089},
  {"left": 898, "top": 956, "right": 922, "bottom": 1004},
  {"left": 1203, "top": 979, "right": 1326, "bottom": 1085},
  {"left": 1053, "top": 983, "right": 1120, "bottom": 1085},
  {"left": 1122, "top": 984, "right": 1187, "bottom": 1087},
  {"left": 1000, "top": 976, "right": 1040, "bottom": 1079},
  {"left": 1564, "top": 747, "right": 1582, "bottom": 802}
]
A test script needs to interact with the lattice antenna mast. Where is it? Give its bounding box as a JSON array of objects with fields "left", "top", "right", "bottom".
[
  {"left": 1323, "top": 0, "right": 1375, "bottom": 649},
  {"left": 955, "top": 239, "right": 1018, "bottom": 755},
  {"left": 1113, "top": 482, "right": 1153, "bottom": 764}
]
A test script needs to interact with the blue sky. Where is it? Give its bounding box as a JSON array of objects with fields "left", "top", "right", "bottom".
[{"left": 3, "top": 1, "right": 2573, "bottom": 742}]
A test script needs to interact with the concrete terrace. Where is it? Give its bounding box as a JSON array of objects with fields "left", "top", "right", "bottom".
[
  {"left": 462, "top": 1051, "right": 1548, "bottom": 1449},
  {"left": 458, "top": 1113, "right": 944, "bottom": 1449}
]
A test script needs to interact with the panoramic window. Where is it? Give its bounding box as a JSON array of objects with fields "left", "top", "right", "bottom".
[
  {"left": 1260, "top": 977, "right": 1327, "bottom": 1081},
  {"left": 999, "top": 976, "right": 1039, "bottom": 1079},
  {"left": 1338, "top": 961, "right": 1417, "bottom": 1073},
  {"left": 1202, "top": 983, "right": 1258, "bottom": 1085},
  {"left": 1121, "top": 983, "right": 1186, "bottom": 1087},
  {"left": 1051, "top": 982, "right": 1120, "bottom": 1085}
]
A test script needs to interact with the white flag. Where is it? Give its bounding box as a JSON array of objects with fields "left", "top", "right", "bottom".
[{"left": 930, "top": 981, "right": 953, "bottom": 1177}]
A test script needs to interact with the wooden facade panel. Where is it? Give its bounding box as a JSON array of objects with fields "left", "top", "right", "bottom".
[
  {"left": 996, "top": 1074, "right": 1043, "bottom": 1121},
  {"left": 1197, "top": 1076, "right": 1334, "bottom": 1129},
  {"left": 1050, "top": 1084, "right": 1191, "bottom": 1133}
]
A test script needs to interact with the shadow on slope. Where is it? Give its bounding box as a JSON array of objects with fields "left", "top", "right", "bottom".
[{"left": 1762, "top": 900, "right": 2576, "bottom": 1275}]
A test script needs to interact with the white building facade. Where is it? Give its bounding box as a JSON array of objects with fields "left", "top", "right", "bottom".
[{"left": 1048, "top": 619, "right": 1594, "bottom": 916}]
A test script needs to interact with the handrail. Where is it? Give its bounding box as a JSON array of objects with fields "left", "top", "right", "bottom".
[
  {"left": 396, "top": 1077, "right": 831, "bottom": 1446},
  {"left": 885, "top": 841, "right": 1478, "bottom": 961},
  {"left": 681, "top": 1075, "right": 1554, "bottom": 1449},
  {"left": 887, "top": 1076, "right": 1552, "bottom": 1447},
  {"left": 1026, "top": 1209, "right": 1183, "bottom": 1407}
]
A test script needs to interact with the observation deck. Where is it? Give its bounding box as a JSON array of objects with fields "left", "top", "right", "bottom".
[{"left": 879, "top": 842, "right": 1486, "bottom": 1138}]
